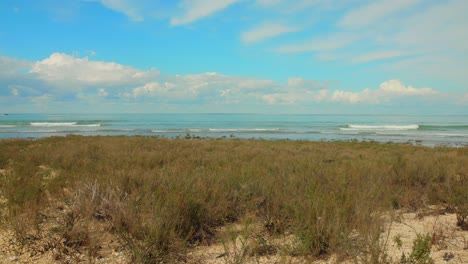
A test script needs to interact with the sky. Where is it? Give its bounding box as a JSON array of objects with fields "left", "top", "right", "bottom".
[{"left": 0, "top": 0, "right": 467, "bottom": 114}]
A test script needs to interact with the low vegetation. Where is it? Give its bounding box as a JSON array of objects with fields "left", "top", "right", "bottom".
[{"left": 0, "top": 136, "right": 467, "bottom": 263}]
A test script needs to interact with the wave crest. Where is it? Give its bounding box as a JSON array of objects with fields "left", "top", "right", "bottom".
[
  {"left": 341, "top": 124, "right": 419, "bottom": 131},
  {"left": 30, "top": 122, "right": 100, "bottom": 127}
]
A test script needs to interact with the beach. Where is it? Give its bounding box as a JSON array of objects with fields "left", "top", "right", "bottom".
[{"left": 0, "top": 136, "right": 467, "bottom": 263}]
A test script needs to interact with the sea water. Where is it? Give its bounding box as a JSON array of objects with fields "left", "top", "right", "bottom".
[{"left": 1, "top": 114, "right": 467, "bottom": 146}]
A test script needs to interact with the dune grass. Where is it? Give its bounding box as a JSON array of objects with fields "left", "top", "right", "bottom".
[{"left": 0, "top": 136, "right": 467, "bottom": 263}]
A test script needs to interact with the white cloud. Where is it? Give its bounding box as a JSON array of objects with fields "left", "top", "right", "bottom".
[
  {"left": 256, "top": 0, "right": 283, "bottom": 7},
  {"left": 237, "top": 79, "right": 275, "bottom": 89},
  {"left": 332, "top": 90, "right": 366, "bottom": 104},
  {"left": 255, "top": 0, "right": 342, "bottom": 13},
  {"left": 242, "top": 22, "right": 300, "bottom": 43},
  {"left": 30, "top": 53, "right": 159, "bottom": 88},
  {"left": 171, "top": 0, "right": 241, "bottom": 26},
  {"left": 0, "top": 56, "right": 32, "bottom": 77},
  {"left": 274, "top": 33, "right": 360, "bottom": 53},
  {"left": 332, "top": 80, "right": 437, "bottom": 104},
  {"left": 390, "top": 0, "right": 468, "bottom": 52},
  {"left": 133, "top": 82, "right": 166, "bottom": 97},
  {"left": 98, "top": 88, "right": 108, "bottom": 97},
  {"left": 129, "top": 73, "right": 227, "bottom": 100},
  {"left": 287, "top": 77, "right": 329, "bottom": 90},
  {"left": 339, "top": 0, "right": 468, "bottom": 73},
  {"left": 260, "top": 77, "right": 330, "bottom": 105},
  {"left": 272, "top": 0, "right": 468, "bottom": 88},
  {"left": 31, "top": 94, "right": 53, "bottom": 108},
  {"left": 7, "top": 85, "right": 40, "bottom": 97},
  {"left": 379, "top": 80, "right": 436, "bottom": 96},
  {"left": 87, "top": 0, "right": 144, "bottom": 21},
  {"left": 351, "top": 50, "right": 412, "bottom": 63},
  {"left": 1, "top": 53, "right": 458, "bottom": 111},
  {"left": 262, "top": 89, "right": 329, "bottom": 105},
  {"left": 460, "top": 93, "right": 468, "bottom": 105},
  {"left": 10, "top": 88, "right": 19, "bottom": 96},
  {"left": 338, "top": 0, "right": 422, "bottom": 29},
  {"left": 128, "top": 71, "right": 332, "bottom": 106},
  {"left": 287, "top": 78, "right": 305, "bottom": 87}
]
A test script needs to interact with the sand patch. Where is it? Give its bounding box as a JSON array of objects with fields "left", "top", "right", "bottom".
[
  {"left": 383, "top": 208, "right": 467, "bottom": 263},
  {"left": 185, "top": 207, "right": 467, "bottom": 264}
]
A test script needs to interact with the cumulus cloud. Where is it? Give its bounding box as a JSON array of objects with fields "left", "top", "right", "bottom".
[
  {"left": 242, "top": 22, "right": 300, "bottom": 43},
  {"left": 132, "top": 82, "right": 165, "bottom": 97},
  {"left": 30, "top": 53, "right": 159, "bottom": 88},
  {"left": 287, "top": 77, "right": 329, "bottom": 90},
  {"left": 332, "top": 80, "right": 437, "bottom": 104},
  {"left": 126, "top": 71, "right": 333, "bottom": 106},
  {"left": 0, "top": 53, "right": 455, "bottom": 112},
  {"left": 262, "top": 89, "right": 329, "bottom": 105},
  {"left": 171, "top": 0, "right": 241, "bottom": 26},
  {"left": 258, "top": 77, "right": 331, "bottom": 105},
  {"left": 129, "top": 72, "right": 279, "bottom": 103}
]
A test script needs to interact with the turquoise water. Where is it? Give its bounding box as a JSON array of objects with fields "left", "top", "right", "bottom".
[{"left": 1, "top": 114, "right": 467, "bottom": 146}]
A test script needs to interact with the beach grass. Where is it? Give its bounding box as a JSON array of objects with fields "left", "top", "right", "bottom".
[{"left": 0, "top": 136, "right": 467, "bottom": 263}]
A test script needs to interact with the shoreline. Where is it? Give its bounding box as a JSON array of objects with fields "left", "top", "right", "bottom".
[{"left": 1, "top": 134, "right": 467, "bottom": 149}]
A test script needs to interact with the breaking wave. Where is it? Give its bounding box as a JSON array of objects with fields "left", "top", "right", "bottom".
[
  {"left": 30, "top": 122, "right": 101, "bottom": 127},
  {"left": 340, "top": 124, "right": 419, "bottom": 131}
]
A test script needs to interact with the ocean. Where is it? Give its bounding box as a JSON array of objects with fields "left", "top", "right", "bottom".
[{"left": 1, "top": 114, "right": 467, "bottom": 147}]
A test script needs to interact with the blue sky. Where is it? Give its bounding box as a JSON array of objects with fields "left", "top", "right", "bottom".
[{"left": 0, "top": 0, "right": 467, "bottom": 114}]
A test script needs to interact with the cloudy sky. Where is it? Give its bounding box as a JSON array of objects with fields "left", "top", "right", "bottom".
[{"left": 0, "top": 0, "right": 467, "bottom": 114}]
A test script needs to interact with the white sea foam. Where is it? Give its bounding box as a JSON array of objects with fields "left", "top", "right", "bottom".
[
  {"left": 18, "top": 130, "right": 59, "bottom": 133},
  {"left": 208, "top": 128, "right": 280, "bottom": 132},
  {"left": 341, "top": 124, "right": 419, "bottom": 131},
  {"left": 30, "top": 122, "right": 100, "bottom": 127},
  {"left": 31, "top": 122, "right": 77, "bottom": 127},
  {"left": 152, "top": 129, "right": 187, "bottom": 133},
  {"left": 0, "top": 125, "right": 16, "bottom": 128},
  {"left": 376, "top": 131, "right": 468, "bottom": 138},
  {"left": 188, "top": 129, "right": 204, "bottom": 132},
  {"left": 75, "top": 124, "right": 101, "bottom": 127},
  {"left": 434, "top": 133, "right": 468, "bottom": 138}
]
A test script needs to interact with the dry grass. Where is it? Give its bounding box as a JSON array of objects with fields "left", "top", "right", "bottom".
[{"left": 0, "top": 136, "right": 467, "bottom": 263}]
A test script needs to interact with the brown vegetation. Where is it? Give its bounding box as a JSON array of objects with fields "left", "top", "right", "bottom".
[{"left": 0, "top": 136, "right": 467, "bottom": 263}]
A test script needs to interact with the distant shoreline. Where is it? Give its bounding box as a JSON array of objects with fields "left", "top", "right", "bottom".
[{"left": 1, "top": 134, "right": 467, "bottom": 148}]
